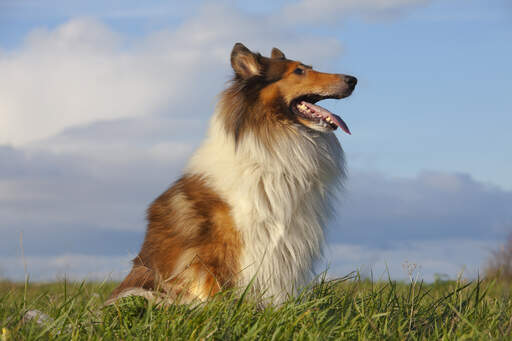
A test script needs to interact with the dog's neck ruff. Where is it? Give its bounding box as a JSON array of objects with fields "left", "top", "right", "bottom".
[{"left": 186, "top": 107, "right": 345, "bottom": 302}]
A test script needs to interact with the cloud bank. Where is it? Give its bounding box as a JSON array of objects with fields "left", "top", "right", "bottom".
[
  {"left": 0, "top": 6, "right": 342, "bottom": 146},
  {"left": 334, "top": 171, "right": 512, "bottom": 244},
  {"left": 2, "top": 136, "right": 510, "bottom": 281}
]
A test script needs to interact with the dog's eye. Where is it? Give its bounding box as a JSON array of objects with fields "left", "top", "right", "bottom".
[{"left": 294, "top": 68, "right": 305, "bottom": 75}]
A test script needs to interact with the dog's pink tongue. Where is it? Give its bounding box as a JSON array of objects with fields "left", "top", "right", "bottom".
[{"left": 303, "top": 102, "right": 351, "bottom": 135}]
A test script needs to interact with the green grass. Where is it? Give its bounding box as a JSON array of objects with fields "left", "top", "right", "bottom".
[{"left": 1, "top": 275, "right": 511, "bottom": 340}]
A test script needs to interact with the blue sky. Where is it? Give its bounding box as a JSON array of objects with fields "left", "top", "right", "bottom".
[{"left": 0, "top": 0, "right": 511, "bottom": 282}]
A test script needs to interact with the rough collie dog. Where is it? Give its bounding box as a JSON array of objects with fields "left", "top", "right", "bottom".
[{"left": 108, "top": 43, "right": 357, "bottom": 305}]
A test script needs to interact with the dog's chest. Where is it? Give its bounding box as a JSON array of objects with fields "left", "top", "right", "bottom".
[
  {"left": 232, "top": 171, "right": 329, "bottom": 300},
  {"left": 187, "top": 122, "right": 344, "bottom": 302}
]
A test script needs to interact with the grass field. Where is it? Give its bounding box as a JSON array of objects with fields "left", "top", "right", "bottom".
[{"left": 1, "top": 274, "right": 511, "bottom": 340}]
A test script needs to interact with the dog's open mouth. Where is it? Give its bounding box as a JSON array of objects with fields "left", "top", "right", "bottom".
[{"left": 291, "top": 95, "right": 351, "bottom": 134}]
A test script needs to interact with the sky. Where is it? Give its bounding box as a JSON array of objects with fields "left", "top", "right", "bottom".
[{"left": 0, "top": 0, "right": 511, "bottom": 282}]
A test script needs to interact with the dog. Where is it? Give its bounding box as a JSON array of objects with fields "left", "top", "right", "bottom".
[{"left": 108, "top": 43, "right": 357, "bottom": 305}]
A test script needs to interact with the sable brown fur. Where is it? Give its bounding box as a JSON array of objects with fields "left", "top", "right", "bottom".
[
  {"left": 111, "top": 175, "right": 242, "bottom": 302},
  {"left": 222, "top": 48, "right": 292, "bottom": 145}
]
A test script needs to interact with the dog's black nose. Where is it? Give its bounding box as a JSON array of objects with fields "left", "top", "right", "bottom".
[{"left": 344, "top": 75, "right": 358, "bottom": 88}]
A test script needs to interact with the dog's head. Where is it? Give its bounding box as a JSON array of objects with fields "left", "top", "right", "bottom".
[{"left": 220, "top": 43, "right": 357, "bottom": 143}]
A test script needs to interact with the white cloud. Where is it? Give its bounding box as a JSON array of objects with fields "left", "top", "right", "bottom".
[
  {"left": 283, "top": 0, "right": 432, "bottom": 23},
  {"left": 0, "top": 18, "right": 167, "bottom": 145},
  {"left": 0, "top": 4, "right": 343, "bottom": 146}
]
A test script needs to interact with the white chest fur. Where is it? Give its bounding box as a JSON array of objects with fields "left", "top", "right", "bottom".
[{"left": 187, "top": 113, "right": 345, "bottom": 302}]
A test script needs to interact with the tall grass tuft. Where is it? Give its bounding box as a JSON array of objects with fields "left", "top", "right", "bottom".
[{"left": 485, "top": 232, "right": 512, "bottom": 282}]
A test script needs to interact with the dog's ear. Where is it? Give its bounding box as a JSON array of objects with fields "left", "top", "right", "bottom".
[
  {"left": 231, "top": 43, "right": 261, "bottom": 79},
  {"left": 271, "top": 47, "right": 285, "bottom": 60}
]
